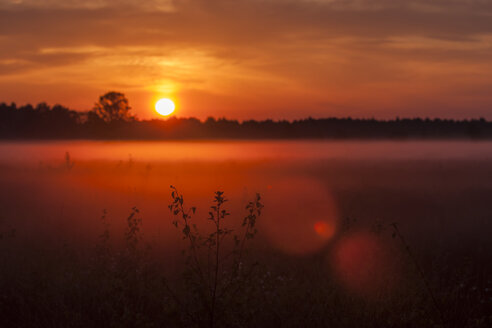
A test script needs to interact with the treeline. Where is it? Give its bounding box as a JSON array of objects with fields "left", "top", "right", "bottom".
[{"left": 1, "top": 101, "right": 491, "bottom": 140}]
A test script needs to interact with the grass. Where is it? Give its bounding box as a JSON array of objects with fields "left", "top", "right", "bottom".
[
  {"left": 0, "top": 184, "right": 490, "bottom": 327},
  {"left": 167, "top": 186, "right": 263, "bottom": 327}
]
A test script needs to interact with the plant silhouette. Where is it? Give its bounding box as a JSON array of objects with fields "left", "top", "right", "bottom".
[{"left": 168, "top": 186, "right": 263, "bottom": 327}]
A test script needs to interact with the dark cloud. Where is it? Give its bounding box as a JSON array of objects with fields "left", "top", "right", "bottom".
[
  {"left": 1, "top": 0, "right": 491, "bottom": 73},
  {"left": 1, "top": 0, "right": 492, "bottom": 47}
]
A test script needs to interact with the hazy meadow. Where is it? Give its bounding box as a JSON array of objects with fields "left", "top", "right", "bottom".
[{"left": 1, "top": 140, "right": 491, "bottom": 327}]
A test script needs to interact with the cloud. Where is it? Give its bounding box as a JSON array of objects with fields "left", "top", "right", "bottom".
[
  {"left": 0, "top": 0, "right": 175, "bottom": 11},
  {"left": 2, "top": 0, "right": 492, "bottom": 45},
  {"left": 0, "top": 0, "right": 492, "bottom": 118}
]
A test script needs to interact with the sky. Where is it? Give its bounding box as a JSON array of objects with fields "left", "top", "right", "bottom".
[{"left": 1, "top": 0, "right": 492, "bottom": 120}]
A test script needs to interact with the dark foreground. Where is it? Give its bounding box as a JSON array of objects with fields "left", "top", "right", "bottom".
[{"left": 0, "top": 157, "right": 491, "bottom": 327}]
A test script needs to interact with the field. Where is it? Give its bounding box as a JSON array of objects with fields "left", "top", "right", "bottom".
[{"left": 0, "top": 141, "right": 491, "bottom": 327}]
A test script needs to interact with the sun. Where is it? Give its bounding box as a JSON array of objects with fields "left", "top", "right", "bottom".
[{"left": 155, "top": 98, "right": 175, "bottom": 116}]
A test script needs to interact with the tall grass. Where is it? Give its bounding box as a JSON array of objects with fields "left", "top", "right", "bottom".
[{"left": 0, "top": 187, "right": 490, "bottom": 327}]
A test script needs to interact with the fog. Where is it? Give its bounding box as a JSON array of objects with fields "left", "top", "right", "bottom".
[{"left": 1, "top": 140, "right": 491, "bottom": 258}]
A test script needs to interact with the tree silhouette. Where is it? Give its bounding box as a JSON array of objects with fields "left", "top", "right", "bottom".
[
  {"left": 2, "top": 99, "right": 492, "bottom": 139},
  {"left": 92, "top": 91, "right": 133, "bottom": 123}
]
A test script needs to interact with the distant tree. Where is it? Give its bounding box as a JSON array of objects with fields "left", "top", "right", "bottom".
[
  {"left": 92, "top": 91, "right": 134, "bottom": 123},
  {"left": 85, "top": 110, "right": 105, "bottom": 125},
  {"left": 35, "top": 102, "right": 50, "bottom": 114},
  {"left": 205, "top": 116, "right": 216, "bottom": 124}
]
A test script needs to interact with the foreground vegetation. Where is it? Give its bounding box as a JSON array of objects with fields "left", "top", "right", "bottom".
[{"left": 0, "top": 187, "right": 490, "bottom": 328}]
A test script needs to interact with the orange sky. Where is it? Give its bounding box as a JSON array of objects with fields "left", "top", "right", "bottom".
[{"left": 1, "top": 0, "right": 492, "bottom": 120}]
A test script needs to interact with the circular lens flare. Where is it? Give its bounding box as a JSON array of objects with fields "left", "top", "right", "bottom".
[
  {"left": 332, "top": 232, "right": 398, "bottom": 296},
  {"left": 262, "top": 178, "right": 338, "bottom": 255},
  {"left": 155, "top": 98, "right": 175, "bottom": 116}
]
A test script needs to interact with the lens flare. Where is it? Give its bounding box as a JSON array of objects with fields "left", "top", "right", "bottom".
[
  {"left": 262, "top": 178, "right": 338, "bottom": 255},
  {"left": 332, "top": 232, "right": 398, "bottom": 296},
  {"left": 314, "top": 221, "right": 335, "bottom": 239}
]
